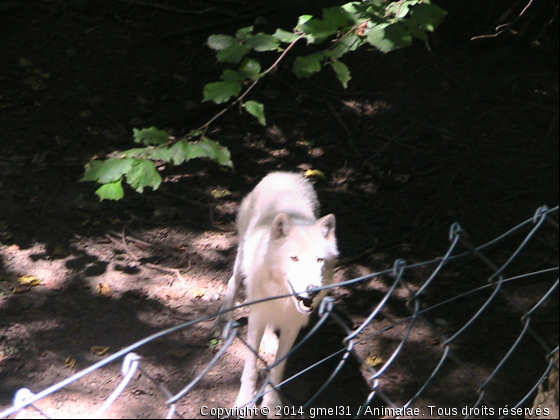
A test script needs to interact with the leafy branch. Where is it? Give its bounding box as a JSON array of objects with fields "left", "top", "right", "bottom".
[
  {"left": 80, "top": 127, "right": 232, "bottom": 201},
  {"left": 196, "top": 33, "right": 306, "bottom": 135},
  {"left": 202, "top": 0, "right": 447, "bottom": 125},
  {"left": 80, "top": 0, "right": 446, "bottom": 201}
]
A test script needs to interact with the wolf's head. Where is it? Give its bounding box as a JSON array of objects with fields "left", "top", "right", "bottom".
[{"left": 268, "top": 212, "right": 338, "bottom": 314}]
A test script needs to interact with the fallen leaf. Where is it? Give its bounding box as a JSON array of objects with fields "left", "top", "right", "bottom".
[
  {"left": 91, "top": 346, "right": 111, "bottom": 356},
  {"left": 305, "top": 169, "right": 326, "bottom": 179},
  {"left": 33, "top": 69, "right": 50, "bottom": 79},
  {"left": 18, "top": 276, "right": 42, "bottom": 287},
  {"left": 97, "top": 283, "right": 112, "bottom": 297},
  {"left": 65, "top": 356, "right": 77, "bottom": 368},
  {"left": 23, "top": 76, "right": 47, "bottom": 91},
  {"left": 212, "top": 188, "right": 232, "bottom": 198},
  {"left": 394, "top": 174, "right": 410, "bottom": 183},
  {"left": 52, "top": 246, "right": 68, "bottom": 257},
  {"left": 365, "top": 355, "right": 383, "bottom": 368},
  {"left": 193, "top": 287, "right": 206, "bottom": 299}
]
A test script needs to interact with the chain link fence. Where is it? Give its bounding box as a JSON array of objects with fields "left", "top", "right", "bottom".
[{"left": 1, "top": 205, "right": 558, "bottom": 419}]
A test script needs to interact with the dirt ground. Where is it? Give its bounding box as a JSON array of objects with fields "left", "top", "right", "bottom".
[{"left": 0, "top": 1, "right": 559, "bottom": 419}]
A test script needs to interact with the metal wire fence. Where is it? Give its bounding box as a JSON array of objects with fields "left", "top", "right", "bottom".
[{"left": 1, "top": 205, "right": 558, "bottom": 419}]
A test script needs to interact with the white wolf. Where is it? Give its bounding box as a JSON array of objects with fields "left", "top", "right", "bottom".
[{"left": 215, "top": 172, "right": 338, "bottom": 414}]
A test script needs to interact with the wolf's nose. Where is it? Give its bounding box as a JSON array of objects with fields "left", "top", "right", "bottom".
[{"left": 306, "top": 284, "right": 319, "bottom": 299}]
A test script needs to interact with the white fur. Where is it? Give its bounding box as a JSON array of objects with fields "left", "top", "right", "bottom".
[{"left": 215, "top": 172, "right": 338, "bottom": 416}]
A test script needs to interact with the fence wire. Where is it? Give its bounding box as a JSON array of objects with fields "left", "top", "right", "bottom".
[{"left": 1, "top": 205, "right": 558, "bottom": 419}]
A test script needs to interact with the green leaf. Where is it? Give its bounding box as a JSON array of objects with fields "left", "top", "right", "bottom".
[
  {"left": 400, "top": 19, "right": 428, "bottom": 42},
  {"left": 133, "top": 127, "right": 170, "bottom": 146},
  {"left": 207, "top": 34, "right": 236, "bottom": 51},
  {"left": 80, "top": 158, "right": 134, "bottom": 183},
  {"left": 203, "top": 81, "right": 242, "bottom": 103},
  {"left": 322, "top": 6, "right": 354, "bottom": 27},
  {"left": 341, "top": 3, "right": 360, "bottom": 15},
  {"left": 272, "top": 28, "right": 300, "bottom": 43},
  {"left": 168, "top": 141, "right": 190, "bottom": 165},
  {"left": 235, "top": 26, "right": 254, "bottom": 41},
  {"left": 330, "top": 58, "right": 351, "bottom": 88},
  {"left": 239, "top": 58, "right": 261, "bottom": 79},
  {"left": 350, "top": 2, "right": 387, "bottom": 22},
  {"left": 386, "top": 0, "right": 416, "bottom": 19},
  {"left": 410, "top": 2, "right": 447, "bottom": 32},
  {"left": 169, "top": 139, "right": 233, "bottom": 168},
  {"left": 121, "top": 147, "right": 173, "bottom": 161},
  {"left": 125, "top": 159, "right": 162, "bottom": 193},
  {"left": 146, "top": 147, "right": 174, "bottom": 161},
  {"left": 298, "top": 18, "right": 339, "bottom": 43},
  {"left": 120, "top": 147, "right": 151, "bottom": 159},
  {"left": 216, "top": 44, "right": 250, "bottom": 64},
  {"left": 221, "top": 69, "right": 244, "bottom": 82},
  {"left": 221, "top": 59, "right": 261, "bottom": 83},
  {"left": 246, "top": 33, "right": 280, "bottom": 52},
  {"left": 293, "top": 52, "right": 325, "bottom": 78},
  {"left": 366, "top": 22, "right": 413, "bottom": 53},
  {"left": 199, "top": 138, "right": 233, "bottom": 168},
  {"left": 331, "top": 33, "right": 363, "bottom": 58},
  {"left": 297, "top": 15, "right": 313, "bottom": 27},
  {"left": 95, "top": 180, "right": 124, "bottom": 201},
  {"left": 245, "top": 100, "right": 266, "bottom": 125}
]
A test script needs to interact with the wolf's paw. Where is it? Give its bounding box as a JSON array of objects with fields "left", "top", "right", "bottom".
[
  {"left": 212, "top": 313, "right": 232, "bottom": 339},
  {"left": 234, "top": 393, "right": 257, "bottom": 416},
  {"left": 262, "top": 392, "right": 282, "bottom": 419}
]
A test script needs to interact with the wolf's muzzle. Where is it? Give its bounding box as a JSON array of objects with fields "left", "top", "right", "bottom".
[{"left": 294, "top": 284, "right": 320, "bottom": 314}]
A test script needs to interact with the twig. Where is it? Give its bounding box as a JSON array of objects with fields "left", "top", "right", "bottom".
[
  {"left": 87, "top": 100, "right": 129, "bottom": 134},
  {"left": 105, "top": 229, "right": 188, "bottom": 284},
  {"left": 329, "top": 19, "right": 369, "bottom": 51},
  {"left": 366, "top": 122, "right": 413, "bottom": 162},
  {"left": 327, "top": 101, "right": 359, "bottom": 157},
  {"left": 32, "top": 7, "right": 62, "bottom": 26},
  {"left": 471, "top": 0, "right": 536, "bottom": 40}
]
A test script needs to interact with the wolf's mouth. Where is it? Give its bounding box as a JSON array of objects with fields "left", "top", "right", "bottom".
[
  {"left": 295, "top": 296, "right": 314, "bottom": 314},
  {"left": 288, "top": 281, "right": 319, "bottom": 314}
]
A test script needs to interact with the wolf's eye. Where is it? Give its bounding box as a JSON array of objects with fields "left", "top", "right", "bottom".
[
  {"left": 291, "top": 256, "right": 299, "bottom": 262},
  {"left": 317, "top": 257, "right": 324, "bottom": 263}
]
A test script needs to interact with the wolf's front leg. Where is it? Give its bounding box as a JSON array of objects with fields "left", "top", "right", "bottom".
[
  {"left": 235, "top": 311, "right": 266, "bottom": 410},
  {"left": 261, "top": 326, "right": 300, "bottom": 418},
  {"left": 213, "top": 251, "right": 244, "bottom": 338}
]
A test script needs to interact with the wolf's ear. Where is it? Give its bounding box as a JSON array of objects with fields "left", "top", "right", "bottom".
[
  {"left": 318, "top": 214, "right": 336, "bottom": 240},
  {"left": 271, "top": 213, "right": 292, "bottom": 239}
]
